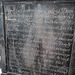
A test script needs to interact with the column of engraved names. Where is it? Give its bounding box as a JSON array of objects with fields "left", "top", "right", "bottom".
[
  {"left": 5, "top": 3, "right": 35, "bottom": 73},
  {"left": 37, "top": 5, "right": 75, "bottom": 75}
]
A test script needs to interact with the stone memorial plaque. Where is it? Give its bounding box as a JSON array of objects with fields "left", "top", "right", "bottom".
[
  {"left": 0, "top": 2, "right": 6, "bottom": 73},
  {"left": 4, "top": 1, "right": 75, "bottom": 75}
]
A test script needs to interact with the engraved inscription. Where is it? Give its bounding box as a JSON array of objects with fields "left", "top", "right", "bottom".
[{"left": 5, "top": 2, "right": 75, "bottom": 75}]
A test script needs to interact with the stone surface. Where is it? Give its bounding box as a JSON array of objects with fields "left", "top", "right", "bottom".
[{"left": 4, "top": 1, "right": 75, "bottom": 75}]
